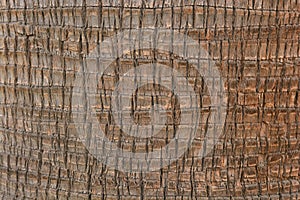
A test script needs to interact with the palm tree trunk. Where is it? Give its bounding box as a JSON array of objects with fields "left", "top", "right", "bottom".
[{"left": 0, "top": 0, "right": 299, "bottom": 199}]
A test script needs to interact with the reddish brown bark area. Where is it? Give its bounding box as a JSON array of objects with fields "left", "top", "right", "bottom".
[{"left": 0, "top": 0, "right": 299, "bottom": 199}]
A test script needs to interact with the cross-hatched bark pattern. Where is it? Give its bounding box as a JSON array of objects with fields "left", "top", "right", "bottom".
[{"left": 0, "top": 0, "right": 300, "bottom": 199}]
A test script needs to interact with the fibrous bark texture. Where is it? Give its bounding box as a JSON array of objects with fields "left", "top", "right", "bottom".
[{"left": 0, "top": 0, "right": 300, "bottom": 199}]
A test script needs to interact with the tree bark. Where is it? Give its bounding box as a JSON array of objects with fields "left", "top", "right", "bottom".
[{"left": 0, "top": 0, "right": 299, "bottom": 199}]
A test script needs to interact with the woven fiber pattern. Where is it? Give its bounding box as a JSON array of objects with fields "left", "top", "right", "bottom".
[{"left": 0, "top": 0, "right": 300, "bottom": 199}]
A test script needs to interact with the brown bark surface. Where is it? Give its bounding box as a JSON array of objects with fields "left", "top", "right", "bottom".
[{"left": 0, "top": 0, "right": 299, "bottom": 199}]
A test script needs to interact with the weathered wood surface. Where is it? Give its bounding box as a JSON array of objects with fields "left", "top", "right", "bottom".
[{"left": 0, "top": 0, "right": 299, "bottom": 199}]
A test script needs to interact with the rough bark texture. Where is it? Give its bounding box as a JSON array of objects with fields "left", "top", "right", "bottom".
[{"left": 0, "top": 0, "right": 300, "bottom": 199}]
